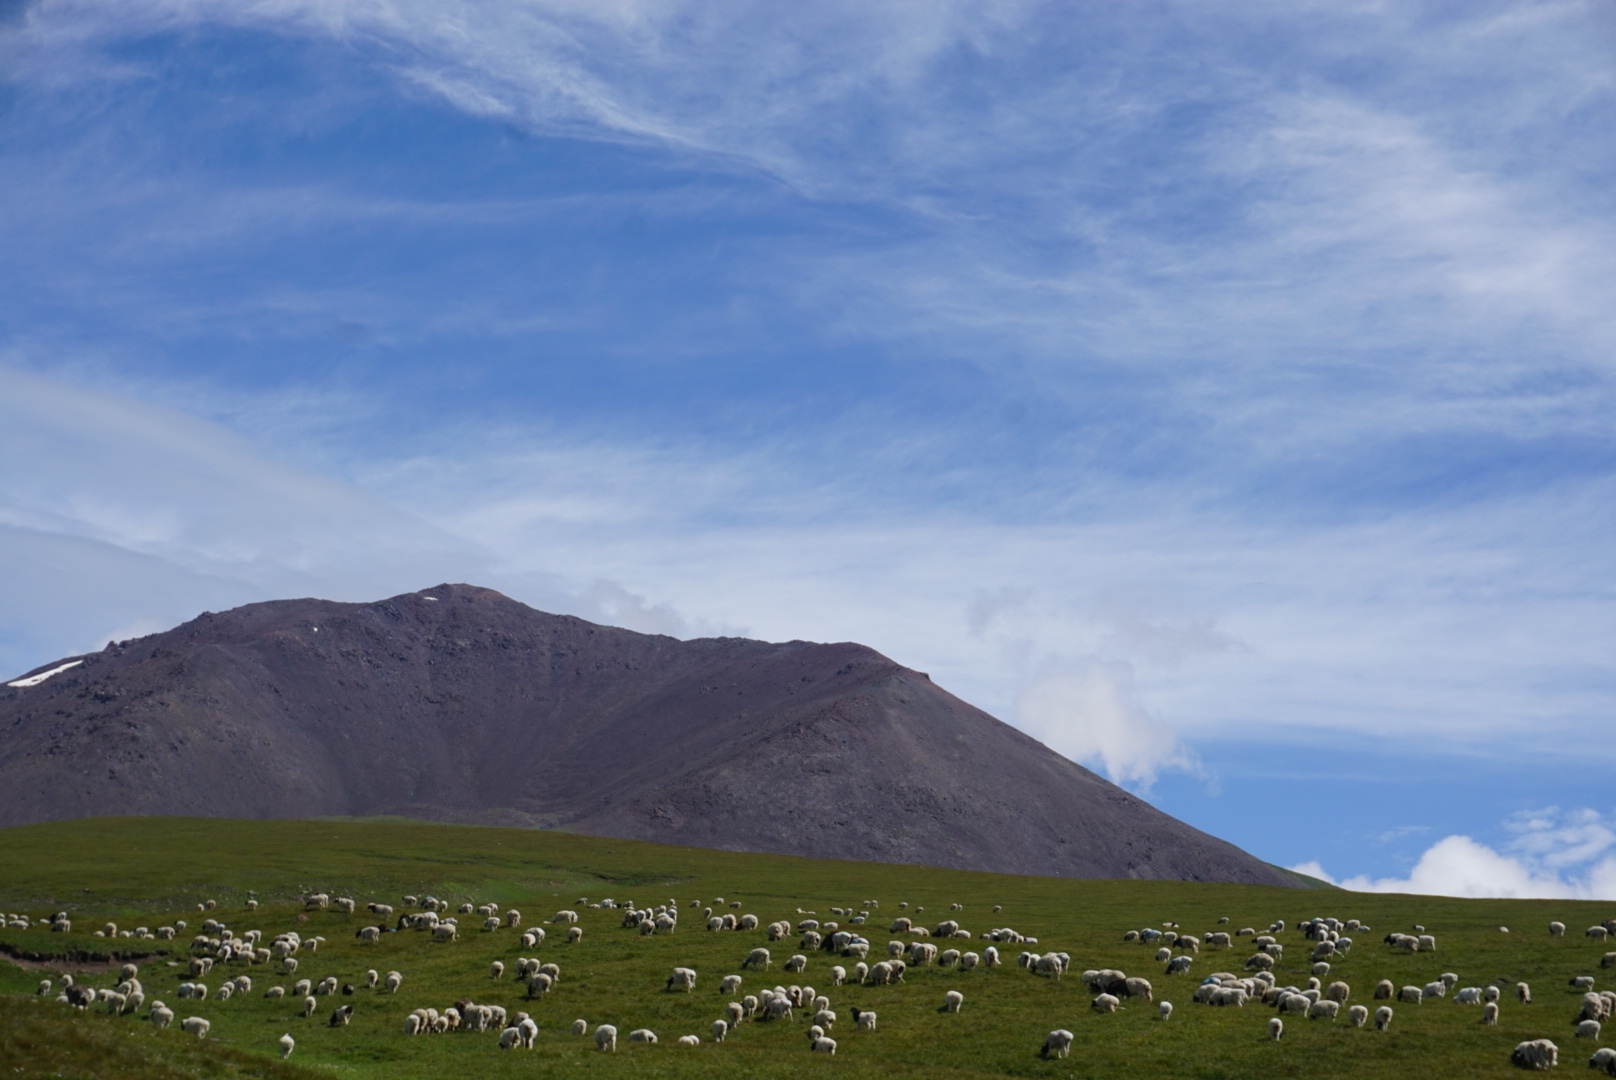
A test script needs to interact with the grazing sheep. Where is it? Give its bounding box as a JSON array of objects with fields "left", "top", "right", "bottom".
[
  {"left": 1040, "top": 1029, "right": 1074, "bottom": 1059},
  {"left": 1374, "top": 979, "right": 1394, "bottom": 1000},
  {"left": 1551, "top": 921, "right": 1567, "bottom": 936},
  {"left": 1591, "top": 927, "right": 1611, "bottom": 942},
  {"left": 1486, "top": 986, "right": 1501, "bottom": 1003},
  {"left": 1093, "top": 993, "right": 1121, "bottom": 1013},
  {"left": 1347, "top": 1004, "right": 1369, "bottom": 1027},
  {"left": 1308, "top": 999, "right": 1341, "bottom": 1021},
  {"left": 712, "top": 1019, "right": 729, "bottom": 1042},
  {"left": 1589, "top": 1047, "right": 1616, "bottom": 1076},
  {"left": 1575, "top": 1020, "right": 1601, "bottom": 1040},
  {"left": 785, "top": 954, "right": 808, "bottom": 973},
  {"left": 667, "top": 967, "right": 698, "bottom": 993},
  {"left": 1512, "top": 1039, "right": 1559, "bottom": 1070},
  {"left": 301, "top": 996, "right": 317, "bottom": 1017},
  {"left": 1573, "top": 976, "right": 1597, "bottom": 991},
  {"left": 1269, "top": 1017, "right": 1283, "bottom": 1041},
  {"left": 498, "top": 1027, "right": 522, "bottom": 1050},
  {"left": 944, "top": 990, "right": 964, "bottom": 1013},
  {"left": 567, "top": 927, "right": 583, "bottom": 943},
  {"left": 720, "top": 974, "right": 743, "bottom": 995},
  {"left": 628, "top": 1028, "right": 658, "bottom": 1044},
  {"left": 1159, "top": 1001, "right": 1173, "bottom": 1021},
  {"left": 726, "top": 1000, "right": 745, "bottom": 1027},
  {"left": 1375, "top": 1006, "right": 1394, "bottom": 1031},
  {"left": 571, "top": 1019, "right": 588, "bottom": 1035},
  {"left": 1155, "top": 946, "right": 1173, "bottom": 963},
  {"left": 1455, "top": 987, "right": 1484, "bottom": 1004},
  {"left": 1483, "top": 1001, "right": 1500, "bottom": 1025},
  {"left": 1124, "top": 977, "right": 1154, "bottom": 1002},
  {"left": 180, "top": 1016, "right": 210, "bottom": 1039},
  {"left": 329, "top": 1005, "right": 353, "bottom": 1027},
  {"left": 852, "top": 1007, "right": 877, "bottom": 1032},
  {"left": 383, "top": 971, "right": 402, "bottom": 993},
  {"left": 150, "top": 1006, "right": 175, "bottom": 1029},
  {"left": 743, "top": 948, "right": 772, "bottom": 970},
  {"left": 1399, "top": 986, "right": 1422, "bottom": 1004},
  {"left": 595, "top": 1024, "right": 618, "bottom": 1051},
  {"left": 675, "top": 1034, "right": 699, "bottom": 1047},
  {"left": 490, "top": 961, "right": 504, "bottom": 980},
  {"left": 278, "top": 1033, "right": 294, "bottom": 1059}
]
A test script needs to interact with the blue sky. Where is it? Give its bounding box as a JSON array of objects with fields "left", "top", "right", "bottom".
[{"left": 3, "top": 0, "right": 1615, "bottom": 897}]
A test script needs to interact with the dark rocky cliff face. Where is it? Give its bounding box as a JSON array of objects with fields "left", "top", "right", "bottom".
[{"left": 0, "top": 584, "right": 1299, "bottom": 885}]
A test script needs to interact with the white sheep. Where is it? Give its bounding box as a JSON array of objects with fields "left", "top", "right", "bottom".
[
  {"left": 944, "top": 990, "right": 964, "bottom": 1013},
  {"left": 1454, "top": 986, "right": 1483, "bottom": 1004},
  {"left": 1158, "top": 1001, "right": 1173, "bottom": 1021},
  {"left": 1589, "top": 1048, "right": 1616, "bottom": 1077},
  {"left": 785, "top": 954, "right": 808, "bottom": 973},
  {"left": 1092, "top": 993, "right": 1121, "bottom": 1013},
  {"left": 853, "top": 1007, "right": 877, "bottom": 1031},
  {"left": 1347, "top": 1004, "right": 1368, "bottom": 1027},
  {"left": 1308, "top": 999, "right": 1340, "bottom": 1021},
  {"left": 1575, "top": 1020, "right": 1601, "bottom": 1040},
  {"left": 1482, "top": 1001, "right": 1499, "bottom": 1025},
  {"left": 1040, "top": 1029, "right": 1074, "bottom": 1058},
  {"left": 595, "top": 1024, "right": 617, "bottom": 1051},
  {"left": 151, "top": 1006, "right": 175, "bottom": 1029},
  {"left": 571, "top": 1019, "right": 588, "bottom": 1036},
  {"left": 627, "top": 1028, "right": 658, "bottom": 1044},
  {"left": 383, "top": 971, "right": 402, "bottom": 993},
  {"left": 1512, "top": 1039, "right": 1559, "bottom": 1069},
  {"left": 1375, "top": 1006, "right": 1394, "bottom": 1031},
  {"left": 180, "top": 1016, "right": 210, "bottom": 1040},
  {"left": 712, "top": 1019, "right": 728, "bottom": 1042},
  {"left": 1590, "top": 927, "right": 1611, "bottom": 942},
  {"left": 667, "top": 967, "right": 697, "bottom": 993},
  {"left": 810, "top": 1035, "right": 837, "bottom": 1054},
  {"left": 1269, "top": 1017, "right": 1283, "bottom": 1040}
]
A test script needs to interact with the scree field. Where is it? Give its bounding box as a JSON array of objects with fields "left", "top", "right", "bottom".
[{"left": 0, "top": 817, "right": 1611, "bottom": 1079}]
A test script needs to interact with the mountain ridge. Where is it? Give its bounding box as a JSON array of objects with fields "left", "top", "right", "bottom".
[{"left": 0, "top": 583, "right": 1308, "bottom": 887}]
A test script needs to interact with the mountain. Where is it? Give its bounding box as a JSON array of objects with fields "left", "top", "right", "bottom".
[{"left": 0, "top": 584, "right": 1305, "bottom": 885}]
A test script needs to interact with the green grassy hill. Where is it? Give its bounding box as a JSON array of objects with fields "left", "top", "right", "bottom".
[{"left": 0, "top": 817, "right": 1611, "bottom": 1079}]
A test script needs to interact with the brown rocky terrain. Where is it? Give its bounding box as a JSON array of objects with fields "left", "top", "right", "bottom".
[{"left": 0, "top": 584, "right": 1306, "bottom": 885}]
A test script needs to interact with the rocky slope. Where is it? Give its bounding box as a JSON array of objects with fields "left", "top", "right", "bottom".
[{"left": 0, "top": 584, "right": 1304, "bottom": 885}]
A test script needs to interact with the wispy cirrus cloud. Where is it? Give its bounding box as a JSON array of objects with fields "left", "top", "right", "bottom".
[{"left": 1, "top": 0, "right": 1614, "bottom": 871}]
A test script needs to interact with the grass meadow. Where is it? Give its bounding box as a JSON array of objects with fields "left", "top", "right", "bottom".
[{"left": 0, "top": 816, "right": 1612, "bottom": 1079}]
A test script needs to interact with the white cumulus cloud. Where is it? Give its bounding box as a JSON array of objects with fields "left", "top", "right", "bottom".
[
  {"left": 1014, "top": 660, "right": 1198, "bottom": 789},
  {"left": 1296, "top": 807, "right": 1616, "bottom": 899}
]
